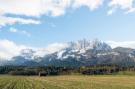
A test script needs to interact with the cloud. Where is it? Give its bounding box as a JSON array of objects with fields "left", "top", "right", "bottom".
[
  {"left": 0, "top": 0, "right": 135, "bottom": 27},
  {"left": 9, "top": 27, "right": 31, "bottom": 37},
  {"left": 41, "top": 0, "right": 72, "bottom": 17},
  {"left": 108, "top": 0, "right": 135, "bottom": 15},
  {"left": 0, "top": 0, "right": 41, "bottom": 17},
  {"left": 73, "top": 0, "right": 104, "bottom": 11},
  {"left": 0, "top": 0, "right": 71, "bottom": 17},
  {"left": 106, "top": 41, "right": 135, "bottom": 48},
  {"left": 0, "top": 15, "right": 40, "bottom": 28},
  {"left": 0, "top": 0, "right": 104, "bottom": 27},
  {"left": 107, "top": 8, "right": 116, "bottom": 15},
  {"left": 34, "top": 43, "right": 69, "bottom": 57},
  {"left": 46, "top": 43, "right": 69, "bottom": 53},
  {"left": 0, "top": 39, "right": 27, "bottom": 59},
  {"left": 0, "top": 0, "right": 135, "bottom": 17},
  {"left": 0, "top": 39, "right": 69, "bottom": 59}
]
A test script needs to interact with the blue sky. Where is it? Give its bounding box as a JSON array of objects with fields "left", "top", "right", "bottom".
[{"left": 0, "top": 0, "right": 135, "bottom": 48}]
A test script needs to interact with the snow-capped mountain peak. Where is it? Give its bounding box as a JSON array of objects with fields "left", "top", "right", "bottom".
[{"left": 2, "top": 39, "right": 135, "bottom": 67}]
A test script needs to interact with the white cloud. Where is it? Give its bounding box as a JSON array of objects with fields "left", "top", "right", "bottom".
[
  {"left": 0, "top": 0, "right": 135, "bottom": 27},
  {"left": 73, "top": 0, "right": 103, "bottom": 11},
  {"left": 107, "top": 8, "right": 116, "bottom": 15},
  {"left": 108, "top": 0, "right": 135, "bottom": 14},
  {"left": 0, "top": 0, "right": 104, "bottom": 27},
  {"left": 0, "top": 40, "right": 68, "bottom": 59},
  {"left": 0, "top": 0, "right": 71, "bottom": 17},
  {"left": 0, "top": 0, "right": 135, "bottom": 18},
  {"left": 0, "top": 0, "right": 104, "bottom": 17},
  {"left": 41, "top": 0, "right": 72, "bottom": 17},
  {"left": 0, "top": 39, "right": 27, "bottom": 59},
  {"left": 106, "top": 41, "right": 135, "bottom": 48},
  {"left": 9, "top": 27, "right": 31, "bottom": 37},
  {"left": 34, "top": 43, "right": 69, "bottom": 57},
  {"left": 0, "top": 15, "right": 40, "bottom": 28},
  {"left": 46, "top": 43, "right": 69, "bottom": 53},
  {"left": 0, "top": 0, "right": 41, "bottom": 17}
]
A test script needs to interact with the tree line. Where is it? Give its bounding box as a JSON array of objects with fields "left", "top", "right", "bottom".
[{"left": 0, "top": 64, "right": 135, "bottom": 76}]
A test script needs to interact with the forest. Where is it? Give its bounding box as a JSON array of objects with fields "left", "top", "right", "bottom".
[{"left": 0, "top": 64, "right": 135, "bottom": 76}]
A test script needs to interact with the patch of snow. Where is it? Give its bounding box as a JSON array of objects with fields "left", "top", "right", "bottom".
[
  {"left": 57, "top": 50, "right": 66, "bottom": 59},
  {"left": 79, "top": 49, "right": 86, "bottom": 54},
  {"left": 97, "top": 52, "right": 119, "bottom": 56},
  {"left": 63, "top": 54, "right": 75, "bottom": 59}
]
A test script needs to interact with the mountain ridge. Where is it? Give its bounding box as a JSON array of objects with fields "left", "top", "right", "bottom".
[{"left": 1, "top": 39, "right": 135, "bottom": 67}]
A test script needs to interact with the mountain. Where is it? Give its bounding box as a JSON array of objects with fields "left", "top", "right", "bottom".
[
  {"left": 113, "top": 47, "right": 134, "bottom": 54},
  {"left": 2, "top": 39, "right": 135, "bottom": 67},
  {"left": 0, "top": 59, "right": 9, "bottom": 66}
]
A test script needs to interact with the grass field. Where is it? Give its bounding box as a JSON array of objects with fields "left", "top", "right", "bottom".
[{"left": 0, "top": 75, "right": 135, "bottom": 89}]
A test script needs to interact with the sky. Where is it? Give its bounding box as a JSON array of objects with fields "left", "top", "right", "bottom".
[{"left": 1, "top": 0, "right": 135, "bottom": 59}]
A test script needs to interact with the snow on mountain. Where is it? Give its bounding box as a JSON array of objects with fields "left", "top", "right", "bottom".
[
  {"left": 13, "top": 39, "right": 112, "bottom": 60},
  {"left": 50, "top": 39, "right": 112, "bottom": 60},
  {"left": 0, "top": 39, "right": 114, "bottom": 61},
  {"left": 97, "top": 52, "right": 119, "bottom": 57},
  {"left": 57, "top": 50, "right": 66, "bottom": 59},
  {"left": 2, "top": 39, "right": 135, "bottom": 66},
  {"left": 68, "top": 39, "right": 111, "bottom": 51}
]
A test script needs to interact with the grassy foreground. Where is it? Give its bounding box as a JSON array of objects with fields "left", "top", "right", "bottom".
[{"left": 0, "top": 75, "right": 135, "bottom": 89}]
